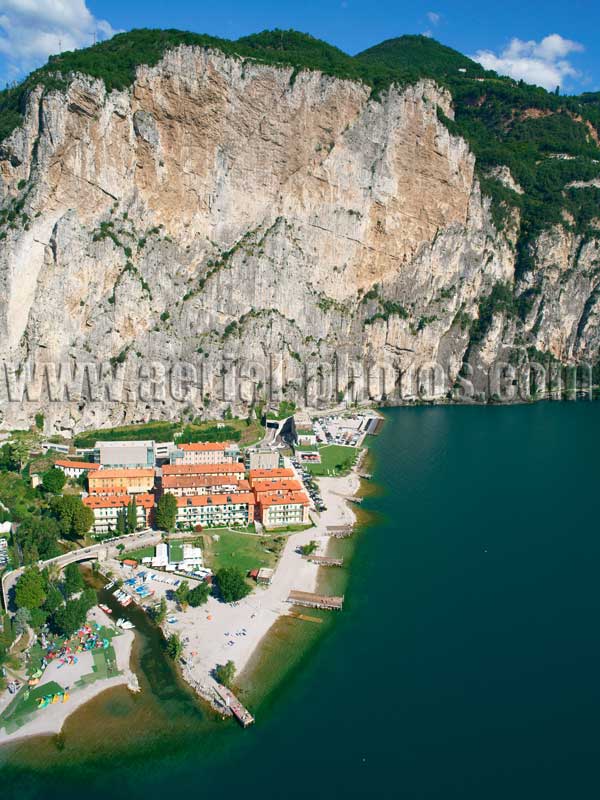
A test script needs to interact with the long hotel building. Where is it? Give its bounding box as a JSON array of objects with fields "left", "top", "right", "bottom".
[{"left": 175, "top": 493, "right": 255, "bottom": 529}]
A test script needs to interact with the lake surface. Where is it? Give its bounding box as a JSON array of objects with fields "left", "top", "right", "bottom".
[{"left": 2, "top": 402, "right": 600, "bottom": 799}]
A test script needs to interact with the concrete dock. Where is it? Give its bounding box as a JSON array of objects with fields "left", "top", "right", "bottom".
[
  {"left": 214, "top": 684, "right": 255, "bottom": 728},
  {"left": 302, "top": 555, "right": 344, "bottom": 566},
  {"left": 287, "top": 590, "right": 344, "bottom": 610},
  {"left": 326, "top": 525, "right": 354, "bottom": 538}
]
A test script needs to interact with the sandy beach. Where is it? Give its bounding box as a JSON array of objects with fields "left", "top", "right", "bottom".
[
  {"left": 0, "top": 457, "right": 363, "bottom": 739},
  {"left": 0, "top": 608, "right": 136, "bottom": 746},
  {"left": 170, "top": 468, "right": 360, "bottom": 701}
]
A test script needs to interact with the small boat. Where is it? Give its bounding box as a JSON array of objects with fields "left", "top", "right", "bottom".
[
  {"left": 121, "top": 620, "right": 135, "bottom": 630},
  {"left": 104, "top": 581, "right": 115, "bottom": 590},
  {"left": 98, "top": 603, "right": 112, "bottom": 614}
]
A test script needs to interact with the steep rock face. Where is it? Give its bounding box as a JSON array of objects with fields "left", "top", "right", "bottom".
[{"left": 0, "top": 46, "right": 598, "bottom": 432}]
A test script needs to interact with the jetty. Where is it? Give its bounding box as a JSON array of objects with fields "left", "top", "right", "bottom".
[
  {"left": 214, "top": 684, "right": 255, "bottom": 728},
  {"left": 287, "top": 590, "right": 344, "bottom": 610},
  {"left": 303, "top": 555, "right": 344, "bottom": 566},
  {"left": 326, "top": 525, "right": 354, "bottom": 538}
]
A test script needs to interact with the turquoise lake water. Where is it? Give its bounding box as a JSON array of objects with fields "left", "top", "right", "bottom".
[{"left": 2, "top": 402, "right": 599, "bottom": 798}]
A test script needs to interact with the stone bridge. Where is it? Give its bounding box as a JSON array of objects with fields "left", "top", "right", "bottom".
[{"left": 1, "top": 530, "right": 161, "bottom": 612}]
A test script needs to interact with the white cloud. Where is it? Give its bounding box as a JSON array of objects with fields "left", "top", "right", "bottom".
[
  {"left": 471, "top": 34, "right": 584, "bottom": 91},
  {"left": 426, "top": 11, "right": 441, "bottom": 26},
  {"left": 0, "top": 0, "right": 119, "bottom": 83}
]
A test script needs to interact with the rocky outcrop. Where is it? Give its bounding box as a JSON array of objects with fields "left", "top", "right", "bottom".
[{"left": 0, "top": 46, "right": 598, "bottom": 432}]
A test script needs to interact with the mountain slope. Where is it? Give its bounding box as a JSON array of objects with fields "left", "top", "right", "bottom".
[{"left": 0, "top": 31, "right": 598, "bottom": 432}]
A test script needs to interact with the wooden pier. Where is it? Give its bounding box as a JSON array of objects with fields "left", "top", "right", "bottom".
[
  {"left": 287, "top": 590, "right": 344, "bottom": 610},
  {"left": 303, "top": 555, "right": 344, "bottom": 567},
  {"left": 214, "top": 684, "right": 255, "bottom": 728},
  {"left": 326, "top": 525, "right": 354, "bottom": 539}
]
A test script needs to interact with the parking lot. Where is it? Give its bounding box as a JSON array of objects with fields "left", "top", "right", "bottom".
[{"left": 287, "top": 457, "right": 327, "bottom": 513}]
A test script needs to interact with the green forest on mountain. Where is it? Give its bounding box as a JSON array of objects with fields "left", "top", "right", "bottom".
[{"left": 1, "top": 28, "right": 600, "bottom": 272}]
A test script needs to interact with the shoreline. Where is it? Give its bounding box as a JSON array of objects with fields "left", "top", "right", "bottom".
[
  {"left": 168, "top": 465, "right": 362, "bottom": 711},
  {"left": 0, "top": 609, "right": 137, "bottom": 748},
  {"left": 0, "top": 447, "right": 368, "bottom": 741}
]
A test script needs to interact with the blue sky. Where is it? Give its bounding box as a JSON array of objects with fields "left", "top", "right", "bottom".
[{"left": 1, "top": 0, "right": 599, "bottom": 93}]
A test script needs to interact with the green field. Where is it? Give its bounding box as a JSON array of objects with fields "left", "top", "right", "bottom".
[
  {"left": 0, "top": 680, "right": 65, "bottom": 732},
  {"left": 119, "top": 546, "right": 155, "bottom": 562},
  {"left": 201, "top": 530, "right": 285, "bottom": 574},
  {"left": 73, "top": 420, "right": 180, "bottom": 448},
  {"left": 73, "top": 416, "right": 264, "bottom": 449},
  {"left": 305, "top": 444, "right": 358, "bottom": 476}
]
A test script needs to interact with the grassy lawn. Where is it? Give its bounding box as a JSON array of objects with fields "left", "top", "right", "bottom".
[
  {"left": 169, "top": 541, "right": 184, "bottom": 562},
  {"left": 0, "top": 680, "right": 65, "bottom": 732},
  {"left": 77, "top": 644, "right": 119, "bottom": 685},
  {"left": 266, "top": 401, "right": 296, "bottom": 421},
  {"left": 119, "top": 546, "right": 155, "bottom": 562},
  {"left": 72, "top": 416, "right": 264, "bottom": 449},
  {"left": 201, "top": 530, "right": 286, "bottom": 574},
  {"left": 181, "top": 417, "right": 264, "bottom": 447},
  {"left": 263, "top": 523, "right": 314, "bottom": 533},
  {"left": 305, "top": 444, "right": 358, "bottom": 476},
  {"left": 73, "top": 420, "right": 180, "bottom": 448}
]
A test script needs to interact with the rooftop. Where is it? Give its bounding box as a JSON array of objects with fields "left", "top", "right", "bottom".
[
  {"left": 178, "top": 441, "right": 238, "bottom": 451},
  {"left": 55, "top": 459, "right": 101, "bottom": 470},
  {"left": 176, "top": 492, "right": 255, "bottom": 507},
  {"left": 95, "top": 440, "right": 154, "bottom": 448},
  {"left": 163, "top": 463, "right": 245, "bottom": 476},
  {"left": 258, "top": 491, "right": 310, "bottom": 508},
  {"left": 83, "top": 493, "right": 155, "bottom": 509},
  {"left": 90, "top": 468, "right": 155, "bottom": 479},
  {"left": 253, "top": 479, "right": 302, "bottom": 494},
  {"left": 249, "top": 467, "right": 294, "bottom": 479}
]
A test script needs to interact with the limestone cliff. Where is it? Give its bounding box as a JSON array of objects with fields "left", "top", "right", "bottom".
[{"left": 0, "top": 45, "right": 598, "bottom": 432}]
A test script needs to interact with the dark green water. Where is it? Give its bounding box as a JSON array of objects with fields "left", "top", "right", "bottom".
[{"left": 2, "top": 403, "right": 600, "bottom": 799}]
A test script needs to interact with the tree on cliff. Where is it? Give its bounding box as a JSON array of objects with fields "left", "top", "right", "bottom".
[{"left": 156, "top": 494, "right": 177, "bottom": 532}]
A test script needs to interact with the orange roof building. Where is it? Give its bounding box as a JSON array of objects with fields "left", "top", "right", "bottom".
[
  {"left": 172, "top": 441, "right": 240, "bottom": 466},
  {"left": 175, "top": 492, "right": 255, "bottom": 529},
  {"left": 162, "top": 462, "right": 245, "bottom": 478},
  {"left": 253, "top": 479, "right": 303, "bottom": 499},
  {"left": 83, "top": 493, "right": 154, "bottom": 532},
  {"left": 248, "top": 467, "right": 294, "bottom": 487},
  {"left": 88, "top": 468, "right": 155, "bottom": 495},
  {"left": 257, "top": 491, "right": 310, "bottom": 528},
  {"left": 55, "top": 460, "right": 101, "bottom": 478},
  {"left": 161, "top": 474, "right": 247, "bottom": 498}
]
